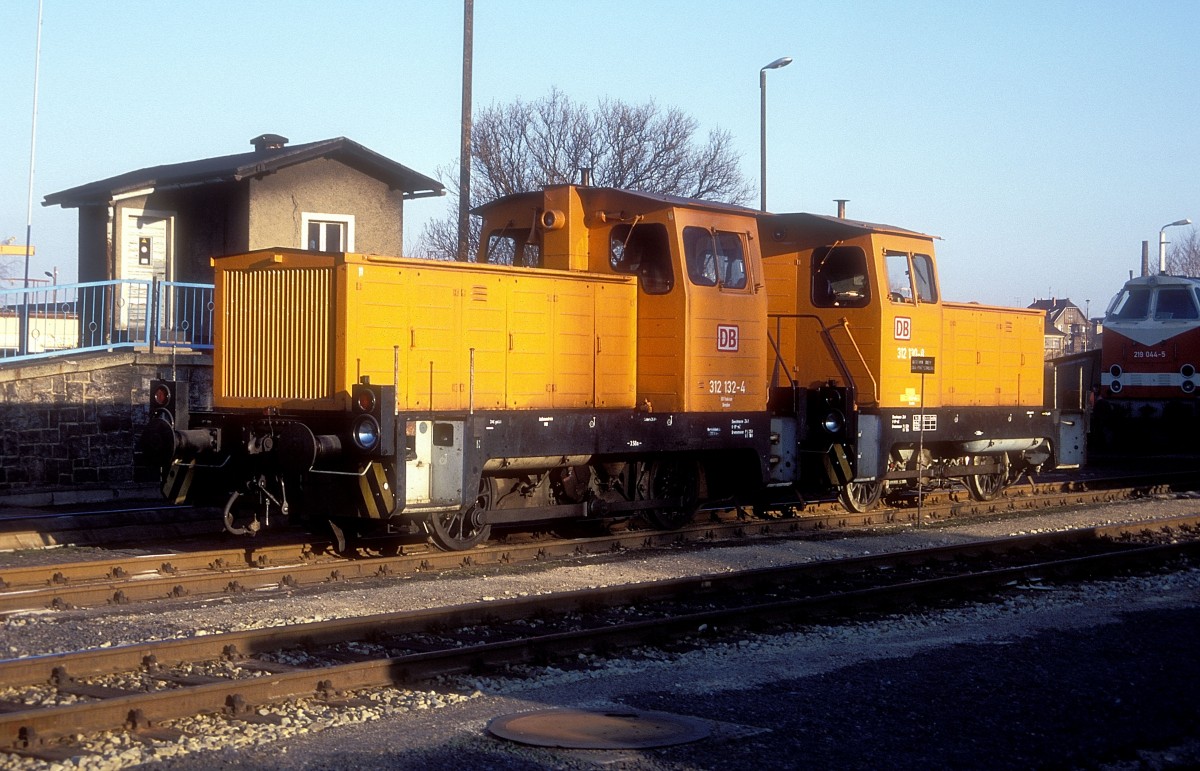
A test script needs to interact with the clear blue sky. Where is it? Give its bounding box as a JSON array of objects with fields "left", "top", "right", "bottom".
[{"left": 2, "top": 0, "right": 1197, "bottom": 314}]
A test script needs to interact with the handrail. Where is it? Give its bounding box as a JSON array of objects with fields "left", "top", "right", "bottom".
[
  {"left": 831, "top": 317, "right": 879, "bottom": 406},
  {"left": 0, "top": 278, "right": 214, "bottom": 366},
  {"left": 767, "top": 313, "right": 880, "bottom": 407}
]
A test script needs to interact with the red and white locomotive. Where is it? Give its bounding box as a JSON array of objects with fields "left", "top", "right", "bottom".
[{"left": 1095, "top": 273, "right": 1200, "bottom": 448}]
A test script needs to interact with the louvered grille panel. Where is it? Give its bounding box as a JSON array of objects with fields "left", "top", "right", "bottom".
[{"left": 220, "top": 267, "right": 335, "bottom": 402}]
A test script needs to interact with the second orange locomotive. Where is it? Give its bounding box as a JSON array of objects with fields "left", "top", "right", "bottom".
[{"left": 144, "top": 184, "right": 1084, "bottom": 549}]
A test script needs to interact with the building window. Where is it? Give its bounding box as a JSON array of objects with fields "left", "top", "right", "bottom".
[{"left": 301, "top": 213, "right": 355, "bottom": 252}]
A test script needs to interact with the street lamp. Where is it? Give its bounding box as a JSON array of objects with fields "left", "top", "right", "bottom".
[
  {"left": 1159, "top": 218, "right": 1192, "bottom": 274},
  {"left": 760, "top": 56, "right": 792, "bottom": 211}
]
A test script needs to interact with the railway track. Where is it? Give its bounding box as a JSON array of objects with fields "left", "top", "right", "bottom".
[
  {"left": 1, "top": 470, "right": 1197, "bottom": 615},
  {"left": 2, "top": 514, "right": 1198, "bottom": 760},
  {"left": 0, "top": 503, "right": 218, "bottom": 551}
]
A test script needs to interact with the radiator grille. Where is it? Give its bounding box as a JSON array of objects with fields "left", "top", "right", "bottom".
[{"left": 220, "top": 266, "right": 335, "bottom": 402}]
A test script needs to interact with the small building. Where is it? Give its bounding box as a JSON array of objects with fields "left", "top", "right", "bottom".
[
  {"left": 1028, "top": 297, "right": 1092, "bottom": 359},
  {"left": 43, "top": 134, "right": 444, "bottom": 285}
]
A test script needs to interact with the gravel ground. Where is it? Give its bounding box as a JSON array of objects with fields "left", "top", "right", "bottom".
[{"left": 1, "top": 496, "right": 1199, "bottom": 769}]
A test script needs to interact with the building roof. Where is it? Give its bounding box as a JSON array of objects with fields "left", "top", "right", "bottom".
[
  {"left": 1027, "top": 297, "right": 1079, "bottom": 312},
  {"left": 43, "top": 136, "right": 445, "bottom": 208},
  {"left": 1043, "top": 316, "right": 1067, "bottom": 337}
]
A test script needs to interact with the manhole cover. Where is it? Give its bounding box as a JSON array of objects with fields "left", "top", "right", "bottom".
[{"left": 487, "top": 708, "right": 711, "bottom": 749}]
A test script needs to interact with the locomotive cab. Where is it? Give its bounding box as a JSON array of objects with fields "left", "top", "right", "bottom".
[
  {"left": 759, "top": 212, "right": 1070, "bottom": 509},
  {"left": 474, "top": 185, "right": 770, "bottom": 414}
]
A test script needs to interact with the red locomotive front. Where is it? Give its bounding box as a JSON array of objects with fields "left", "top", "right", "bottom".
[{"left": 1096, "top": 273, "right": 1200, "bottom": 447}]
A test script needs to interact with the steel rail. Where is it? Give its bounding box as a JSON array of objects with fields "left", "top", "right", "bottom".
[
  {"left": 2, "top": 476, "right": 1198, "bottom": 615},
  {"left": 1, "top": 516, "right": 1198, "bottom": 753}
]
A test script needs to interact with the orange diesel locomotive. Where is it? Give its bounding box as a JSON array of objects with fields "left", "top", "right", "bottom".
[{"left": 143, "top": 185, "right": 1084, "bottom": 549}]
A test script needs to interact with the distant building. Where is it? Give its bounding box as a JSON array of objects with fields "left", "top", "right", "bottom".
[
  {"left": 1028, "top": 297, "right": 1093, "bottom": 359},
  {"left": 43, "top": 134, "right": 444, "bottom": 285}
]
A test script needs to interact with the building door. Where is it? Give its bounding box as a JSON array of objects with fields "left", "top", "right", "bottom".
[{"left": 118, "top": 209, "right": 175, "bottom": 335}]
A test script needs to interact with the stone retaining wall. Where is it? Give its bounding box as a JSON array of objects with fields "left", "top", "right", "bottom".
[{"left": 0, "top": 352, "right": 212, "bottom": 504}]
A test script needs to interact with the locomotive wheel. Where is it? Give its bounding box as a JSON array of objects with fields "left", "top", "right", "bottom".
[
  {"left": 839, "top": 480, "right": 884, "bottom": 513},
  {"left": 428, "top": 478, "right": 493, "bottom": 551},
  {"left": 643, "top": 459, "right": 700, "bottom": 530},
  {"left": 965, "top": 453, "right": 1008, "bottom": 501}
]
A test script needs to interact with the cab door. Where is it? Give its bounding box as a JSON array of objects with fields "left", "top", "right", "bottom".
[
  {"left": 680, "top": 221, "right": 769, "bottom": 413},
  {"left": 879, "top": 248, "right": 943, "bottom": 409}
]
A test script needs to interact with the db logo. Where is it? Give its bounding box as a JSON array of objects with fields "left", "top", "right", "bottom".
[
  {"left": 894, "top": 317, "right": 912, "bottom": 341},
  {"left": 717, "top": 324, "right": 739, "bottom": 352}
]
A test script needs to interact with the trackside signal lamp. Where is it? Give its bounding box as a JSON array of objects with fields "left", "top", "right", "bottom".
[
  {"left": 352, "top": 414, "right": 382, "bottom": 451},
  {"left": 815, "top": 384, "right": 846, "bottom": 435},
  {"left": 822, "top": 411, "right": 846, "bottom": 434},
  {"left": 148, "top": 379, "right": 188, "bottom": 426},
  {"left": 350, "top": 382, "right": 396, "bottom": 456},
  {"left": 152, "top": 383, "right": 172, "bottom": 409},
  {"left": 143, "top": 379, "right": 211, "bottom": 463}
]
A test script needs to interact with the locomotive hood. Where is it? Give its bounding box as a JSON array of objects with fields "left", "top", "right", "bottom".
[{"left": 1103, "top": 273, "right": 1200, "bottom": 348}]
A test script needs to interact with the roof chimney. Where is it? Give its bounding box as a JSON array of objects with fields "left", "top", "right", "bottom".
[
  {"left": 834, "top": 199, "right": 848, "bottom": 218},
  {"left": 250, "top": 133, "right": 289, "bottom": 152}
]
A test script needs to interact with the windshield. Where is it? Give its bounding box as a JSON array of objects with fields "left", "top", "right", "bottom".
[
  {"left": 1154, "top": 287, "right": 1199, "bottom": 320},
  {"left": 1106, "top": 287, "right": 1151, "bottom": 320}
]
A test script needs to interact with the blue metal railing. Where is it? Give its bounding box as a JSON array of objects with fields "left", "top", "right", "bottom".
[
  {"left": 0, "top": 279, "right": 214, "bottom": 365},
  {"left": 154, "top": 281, "right": 215, "bottom": 351}
]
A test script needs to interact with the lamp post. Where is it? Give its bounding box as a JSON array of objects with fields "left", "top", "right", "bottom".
[
  {"left": 1159, "top": 218, "right": 1192, "bottom": 274},
  {"left": 456, "top": 0, "right": 473, "bottom": 262},
  {"left": 760, "top": 56, "right": 792, "bottom": 212},
  {"left": 20, "top": 0, "right": 44, "bottom": 356}
]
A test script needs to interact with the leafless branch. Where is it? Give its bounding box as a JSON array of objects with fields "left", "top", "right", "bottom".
[
  {"left": 416, "top": 89, "right": 751, "bottom": 260},
  {"left": 1167, "top": 227, "right": 1200, "bottom": 276}
]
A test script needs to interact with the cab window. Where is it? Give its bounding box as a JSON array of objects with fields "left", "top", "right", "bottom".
[
  {"left": 886, "top": 252, "right": 913, "bottom": 303},
  {"left": 486, "top": 228, "right": 541, "bottom": 267},
  {"left": 1107, "top": 287, "right": 1151, "bottom": 320},
  {"left": 1154, "top": 287, "right": 1199, "bottom": 320},
  {"left": 683, "top": 226, "right": 748, "bottom": 289},
  {"left": 912, "top": 254, "right": 938, "bottom": 302},
  {"left": 886, "top": 252, "right": 938, "bottom": 304},
  {"left": 812, "top": 245, "right": 869, "bottom": 308},
  {"left": 610, "top": 222, "right": 673, "bottom": 294}
]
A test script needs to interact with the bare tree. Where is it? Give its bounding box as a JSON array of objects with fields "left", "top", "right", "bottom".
[
  {"left": 1167, "top": 227, "right": 1200, "bottom": 276},
  {"left": 412, "top": 162, "right": 478, "bottom": 261},
  {"left": 413, "top": 89, "right": 752, "bottom": 261}
]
